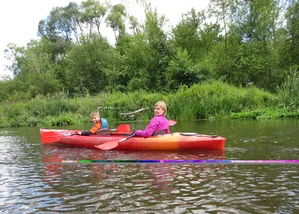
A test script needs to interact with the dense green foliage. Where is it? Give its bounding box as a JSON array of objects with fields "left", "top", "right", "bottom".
[
  {"left": 1, "top": 81, "right": 297, "bottom": 128},
  {"left": 1, "top": 0, "right": 299, "bottom": 126}
]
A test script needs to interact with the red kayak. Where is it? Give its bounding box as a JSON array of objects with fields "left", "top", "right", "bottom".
[{"left": 40, "top": 124, "right": 226, "bottom": 151}]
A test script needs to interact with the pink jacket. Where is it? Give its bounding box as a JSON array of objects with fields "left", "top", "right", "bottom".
[{"left": 134, "top": 115, "right": 170, "bottom": 137}]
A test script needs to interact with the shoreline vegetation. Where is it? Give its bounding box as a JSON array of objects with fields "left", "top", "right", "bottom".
[
  {"left": 1, "top": 81, "right": 298, "bottom": 128},
  {"left": 1, "top": 1, "right": 299, "bottom": 128}
]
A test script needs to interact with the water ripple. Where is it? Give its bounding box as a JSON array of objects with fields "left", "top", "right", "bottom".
[
  {"left": 1, "top": 163, "right": 299, "bottom": 213},
  {"left": 1, "top": 124, "right": 299, "bottom": 213}
]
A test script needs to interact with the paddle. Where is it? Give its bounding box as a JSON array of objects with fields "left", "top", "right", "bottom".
[
  {"left": 94, "top": 134, "right": 135, "bottom": 150},
  {"left": 110, "top": 124, "right": 131, "bottom": 132},
  {"left": 168, "top": 120, "right": 177, "bottom": 126},
  {"left": 94, "top": 120, "right": 177, "bottom": 151},
  {"left": 41, "top": 124, "right": 131, "bottom": 144},
  {"left": 41, "top": 130, "right": 68, "bottom": 144}
]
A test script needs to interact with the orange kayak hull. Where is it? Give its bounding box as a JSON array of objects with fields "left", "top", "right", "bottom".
[{"left": 40, "top": 128, "right": 226, "bottom": 150}]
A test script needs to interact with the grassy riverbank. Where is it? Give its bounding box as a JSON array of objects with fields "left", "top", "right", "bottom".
[{"left": 0, "top": 81, "right": 298, "bottom": 128}]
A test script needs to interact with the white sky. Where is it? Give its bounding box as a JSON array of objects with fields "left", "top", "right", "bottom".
[{"left": 0, "top": 0, "right": 209, "bottom": 78}]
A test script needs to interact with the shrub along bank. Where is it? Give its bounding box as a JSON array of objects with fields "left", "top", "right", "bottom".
[{"left": 0, "top": 81, "right": 297, "bottom": 128}]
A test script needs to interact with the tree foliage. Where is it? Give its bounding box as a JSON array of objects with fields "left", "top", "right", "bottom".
[{"left": 1, "top": 0, "right": 299, "bottom": 110}]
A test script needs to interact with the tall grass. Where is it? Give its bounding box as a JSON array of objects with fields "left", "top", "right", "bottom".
[
  {"left": 0, "top": 80, "right": 291, "bottom": 128},
  {"left": 277, "top": 65, "right": 299, "bottom": 111},
  {"left": 169, "top": 81, "right": 278, "bottom": 120}
]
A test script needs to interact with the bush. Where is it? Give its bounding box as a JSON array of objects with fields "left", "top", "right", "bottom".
[{"left": 0, "top": 80, "right": 294, "bottom": 128}]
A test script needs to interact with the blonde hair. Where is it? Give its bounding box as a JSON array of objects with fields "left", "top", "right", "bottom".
[
  {"left": 155, "top": 101, "right": 167, "bottom": 115},
  {"left": 90, "top": 110, "right": 100, "bottom": 118}
]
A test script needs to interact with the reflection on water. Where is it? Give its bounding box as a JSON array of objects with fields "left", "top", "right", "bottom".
[
  {"left": 41, "top": 158, "right": 229, "bottom": 212},
  {"left": 40, "top": 160, "right": 299, "bottom": 213},
  {"left": 1, "top": 120, "right": 299, "bottom": 213},
  {"left": 41, "top": 144, "right": 227, "bottom": 162}
]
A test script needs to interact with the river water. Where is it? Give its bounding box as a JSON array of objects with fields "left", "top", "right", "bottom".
[{"left": 0, "top": 119, "right": 298, "bottom": 213}]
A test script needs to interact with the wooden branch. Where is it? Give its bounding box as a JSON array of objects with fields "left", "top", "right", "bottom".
[
  {"left": 120, "top": 108, "right": 149, "bottom": 116},
  {"left": 96, "top": 107, "right": 150, "bottom": 116},
  {"left": 97, "top": 107, "right": 115, "bottom": 110}
]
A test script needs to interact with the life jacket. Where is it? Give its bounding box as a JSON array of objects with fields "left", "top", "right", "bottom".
[
  {"left": 90, "top": 118, "right": 108, "bottom": 134},
  {"left": 100, "top": 118, "right": 108, "bottom": 129},
  {"left": 94, "top": 118, "right": 109, "bottom": 136}
]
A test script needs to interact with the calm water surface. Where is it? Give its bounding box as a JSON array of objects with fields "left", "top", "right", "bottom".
[{"left": 0, "top": 119, "right": 299, "bottom": 213}]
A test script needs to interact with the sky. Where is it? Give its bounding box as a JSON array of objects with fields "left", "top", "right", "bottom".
[{"left": 0, "top": 0, "right": 209, "bottom": 78}]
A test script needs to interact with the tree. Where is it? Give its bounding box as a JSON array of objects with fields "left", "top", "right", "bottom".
[
  {"left": 38, "top": 3, "right": 80, "bottom": 41},
  {"left": 142, "top": 7, "right": 171, "bottom": 91},
  {"left": 80, "top": 0, "right": 107, "bottom": 37},
  {"left": 212, "top": 0, "right": 280, "bottom": 90},
  {"left": 5, "top": 40, "right": 61, "bottom": 97},
  {"left": 106, "top": 3, "right": 127, "bottom": 41},
  {"left": 114, "top": 34, "right": 150, "bottom": 92},
  {"left": 65, "top": 34, "right": 118, "bottom": 95},
  {"left": 172, "top": 8, "right": 202, "bottom": 61},
  {"left": 283, "top": 1, "right": 299, "bottom": 65},
  {"left": 166, "top": 49, "right": 210, "bottom": 91}
]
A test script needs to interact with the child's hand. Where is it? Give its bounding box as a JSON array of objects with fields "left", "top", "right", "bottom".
[{"left": 77, "top": 132, "right": 82, "bottom": 135}]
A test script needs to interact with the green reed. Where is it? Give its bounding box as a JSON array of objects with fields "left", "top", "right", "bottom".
[
  {"left": 0, "top": 80, "right": 293, "bottom": 128},
  {"left": 277, "top": 65, "right": 299, "bottom": 111}
]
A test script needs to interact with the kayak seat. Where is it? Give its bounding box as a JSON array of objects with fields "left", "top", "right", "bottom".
[
  {"left": 95, "top": 129, "right": 111, "bottom": 136},
  {"left": 152, "top": 130, "right": 167, "bottom": 136}
]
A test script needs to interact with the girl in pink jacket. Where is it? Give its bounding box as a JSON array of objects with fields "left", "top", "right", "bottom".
[{"left": 133, "top": 101, "right": 170, "bottom": 137}]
